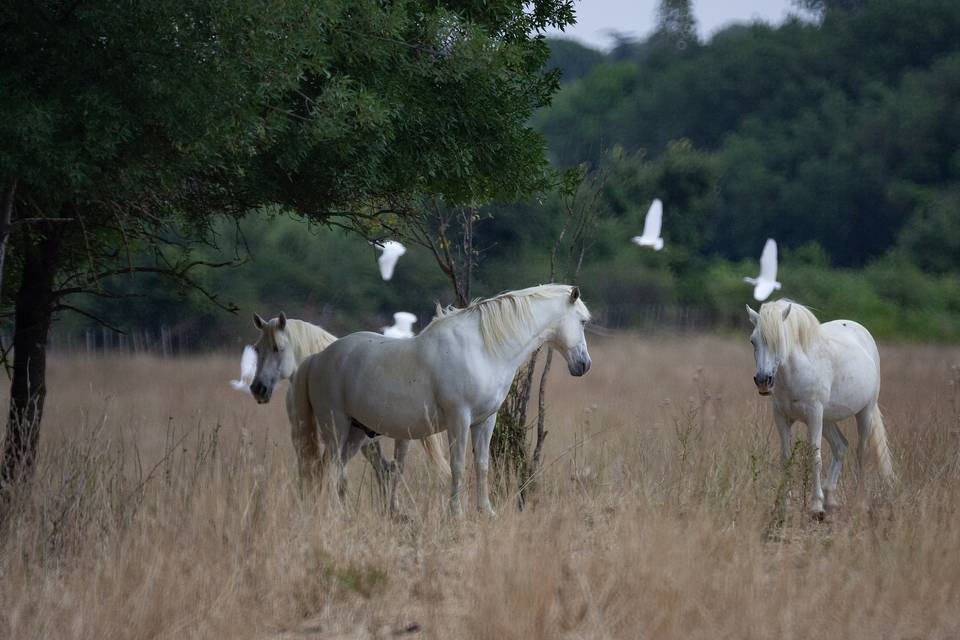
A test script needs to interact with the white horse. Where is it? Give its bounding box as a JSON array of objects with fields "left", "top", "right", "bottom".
[
  {"left": 746, "top": 300, "right": 895, "bottom": 517},
  {"left": 294, "top": 284, "right": 592, "bottom": 515},
  {"left": 245, "top": 313, "right": 449, "bottom": 507}
]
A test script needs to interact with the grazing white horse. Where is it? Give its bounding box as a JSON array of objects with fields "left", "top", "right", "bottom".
[
  {"left": 746, "top": 300, "right": 895, "bottom": 517},
  {"left": 244, "top": 313, "right": 449, "bottom": 506},
  {"left": 294, "top": 284, "right": 592, "bottom": 515}
]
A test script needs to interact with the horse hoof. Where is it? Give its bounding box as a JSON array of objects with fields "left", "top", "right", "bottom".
[{"left": 811, "top": 510, "right": 825, "bottom": 522}]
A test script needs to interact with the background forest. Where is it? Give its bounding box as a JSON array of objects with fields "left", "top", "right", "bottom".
[{"left": 58, "top": 0, "right": 960, "bottom": 346}]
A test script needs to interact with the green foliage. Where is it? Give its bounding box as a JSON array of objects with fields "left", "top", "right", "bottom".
[
  {"left": 32, "top": 0, "right": 960, "bottom": 345},
  {"left": 545, "top": 38, "right": 606, "bottom": 82},
  {"left": 1, "top": 0, "right": 577, "bottom": 334},
  {"left": 538, "top": 0, "right": 960, "bottom": 267}
]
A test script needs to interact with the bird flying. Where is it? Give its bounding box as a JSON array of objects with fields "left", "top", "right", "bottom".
[
  {"left": 631, "top": 199, "right": 664, "bottom": 251},
  {"left": 229, "top": 345, "right": 257, "bottom": 393},
  {"left": 374, "top": 240, "right": 407, "bottom": 281},
  {"left": 743, "top": 238, "right": 782, "bottom": 301}
]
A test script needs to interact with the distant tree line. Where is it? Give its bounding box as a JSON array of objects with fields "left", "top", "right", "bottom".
[
  {"left": 540, "top": 0, "right": 960, "bottom": 270},
  {"left": 51, "top": 0, "right": 960, "bottom": 351}
]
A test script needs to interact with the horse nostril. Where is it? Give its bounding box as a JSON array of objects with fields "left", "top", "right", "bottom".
[{"left": 753, "top": 375, "right": 760, "bottom": 385}]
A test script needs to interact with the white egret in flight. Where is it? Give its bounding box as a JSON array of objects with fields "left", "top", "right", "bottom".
[
  {"left": 631, "top": 198, "right": 664, "bottom": 251},
  {"left": 375, "top": 240, "right": 407, "bottom": 281},
  {"left": 229, "top": 345, "right": 257, "bottom": 393},
  {"left": 744, "top": 238, "right": 782, "bottom": 301}
]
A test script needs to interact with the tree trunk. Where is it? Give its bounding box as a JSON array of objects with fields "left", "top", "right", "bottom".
[
  {"left": 0, "top": 177, "right": 16, "bottom": 305},
  {"left": 2, "top": 228, "right": 60, "bottom": 490}
]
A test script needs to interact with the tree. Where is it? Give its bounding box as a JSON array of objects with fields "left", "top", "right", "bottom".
[
  {"left": 654, "top": 0, "right": 697, "bottom": 51},
  {"left": 546, "top": 39, "right": 606, "bottom": 83},
  {"left": 0, "top": 0, "right": 575, "bottom": 495},
  {"left": 793, "top": 0, "right": 867, "bottom": 17}
]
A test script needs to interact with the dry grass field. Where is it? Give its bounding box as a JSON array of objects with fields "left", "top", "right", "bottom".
[{"left": 2, "top": 334, "right": 960, "bottom": 639}]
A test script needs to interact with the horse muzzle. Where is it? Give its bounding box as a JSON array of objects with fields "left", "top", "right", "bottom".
[
  {"left": 568, "top": 355, "right": 592, "bottom": 377},
  {"left": 754, "top": 374, "right": 774, "bottom": 396},
  {"left": 250, "top": 380, "right": 272, "bottom": 404}
]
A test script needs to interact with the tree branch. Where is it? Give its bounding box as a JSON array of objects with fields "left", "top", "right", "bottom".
[{"left": 53, "top": 304, "right": 126, "bottom": 335}]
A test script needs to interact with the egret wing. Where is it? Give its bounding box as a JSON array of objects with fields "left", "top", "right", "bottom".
[
  {"left": 377, "top": 241, "right": 406, "bottom": 281},
  {"left": 230, "top": 345, "right": 257, "bottom": 392},
  {"left": 641, "top": 199, "right": 663, "bottom": 240},
  {"left": 378, "top": 252, "right": 398, "bottom": 280},
  {"left": 759, "top": 239, "right": 778, "bottom": 282}
]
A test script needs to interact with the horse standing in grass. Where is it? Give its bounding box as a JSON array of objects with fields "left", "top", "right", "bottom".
[
  {"left": 294, "top": 284, "right": 593, "bottom": 516},
  {"left": 245, "top": 313, "right": 449, "bottom": 509},
  {"left": 746, "top": 300, "right": 895, "bottom": 517}
]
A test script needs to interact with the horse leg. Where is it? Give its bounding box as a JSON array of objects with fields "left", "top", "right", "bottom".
[
  {"left": 774, "top": 409, "right": 793, "bottom": 468},
  {"left": 805, "top": 406, "right": 825, "bottom": 518},
  {"left": 822, "top": 422, "right": 848, "bottom": 512},
  {"left": 361, "top": 438, "right": 392, "bottom": 509},
  {"left": 471, "top": 415, "right": 497, "bottom": 517},
  {"left": 446, "top": 413, "right": 471, "bottom": 517},
  {"left": 773, "top": 410, "right": 794, "bottom": 511},
  {"left": 389, "top": 439, "right": 411, "bottom": 517},
  {"left": 337, "top": 426, "right": 370, "bottom": 503},
  {"left": 315, "top": 408, "right": 351, "bottom": 510}
]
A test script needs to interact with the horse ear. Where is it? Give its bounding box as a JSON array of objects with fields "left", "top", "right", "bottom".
[
  {"left": 782, "top": 304, "right": 792, "bottom": 322},
  {"left": 569, "top": 286, "right": 581, "bottom": 304},
  {"left": 278, "top": 312, "right": 287, "bottom": 330},
  {"left": 745, "top": 305, "right": 759, "bottom": 326},
  {"left": 253, "top": 313, "right": 265, "bottom": 330}
]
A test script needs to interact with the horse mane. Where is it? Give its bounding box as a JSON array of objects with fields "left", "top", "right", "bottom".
[
  {"left": 423, "top": 284, "right": 589, "bottom": 353},
  {"left": 282, "top": 318, "right": 338, "bottom": 364},
  {"left": 758, "top": 299, "right": 820, "bottom": 356}
]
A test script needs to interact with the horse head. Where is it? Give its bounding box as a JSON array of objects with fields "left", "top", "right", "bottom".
[{"left": 250, "top": 311, "right": 298, "bottom": 403}]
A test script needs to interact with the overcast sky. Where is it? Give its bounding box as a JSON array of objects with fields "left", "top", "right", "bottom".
[{"left": 548, "top": 0, "right": 805, "bottom": 50}]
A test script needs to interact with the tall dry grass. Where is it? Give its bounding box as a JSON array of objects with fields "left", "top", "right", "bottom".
[{"left": 1, "top": 335, "right": 959, "bottom": 639}]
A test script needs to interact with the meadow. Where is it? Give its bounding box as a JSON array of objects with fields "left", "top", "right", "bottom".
[{"left": 2, "top": 334, "right": 959, "bottom": 639}]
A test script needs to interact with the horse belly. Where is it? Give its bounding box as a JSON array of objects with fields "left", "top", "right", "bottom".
[
  {"left": 343, "top": 365, "right": 442, "bottom": 440},
  {"left": 821, "top": 323, "right": 880, "bottom": 421}
]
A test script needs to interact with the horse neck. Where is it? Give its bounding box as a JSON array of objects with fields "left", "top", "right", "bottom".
[
  {"left": 286, "top": 319, "right": 337, "bottom": 368},
  {"left": 476, "top": 296, "right": 564, "bottom": 375},
  {"left": 776, "top": 332, "right": 822, "bottom": 386}
]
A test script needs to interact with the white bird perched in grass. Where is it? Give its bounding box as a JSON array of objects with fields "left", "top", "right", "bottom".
[
  {"left": 374, "top": 240, "right": 407, "bottom": 281},
  {"left": 631, "top": 198, "right": 664, "bottom": 251},
  {"left": 229, "top": 345, "right": 257, "bottom": 393},
  {"left": 383, "top": 311, "right": 418, "bottom": 338},
  {"left": 744, "top": 238, "right": 782, "bottom": 301}
]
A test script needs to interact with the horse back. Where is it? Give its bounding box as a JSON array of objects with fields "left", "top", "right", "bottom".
[
  {"left": 821, "top": 319, "right": 879, "bottom": 367},
  {"left": 818, "top": 319, "right": 881, "bottom": 413}
]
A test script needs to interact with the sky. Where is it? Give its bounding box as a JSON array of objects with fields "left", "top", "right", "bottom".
[{"left": 548, "top": 0, "right": 803, "bottom": 50}]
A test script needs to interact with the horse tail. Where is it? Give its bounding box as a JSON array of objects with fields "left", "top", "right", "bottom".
[
  {"left": 864, "top": 403, "right": 896, "bottom": 484},
  {"left": 420, "top": 432, "right": 451, "bottom": 477},
  {"left": 291, "top": 356, "right": 322, "bottom": 487}
]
